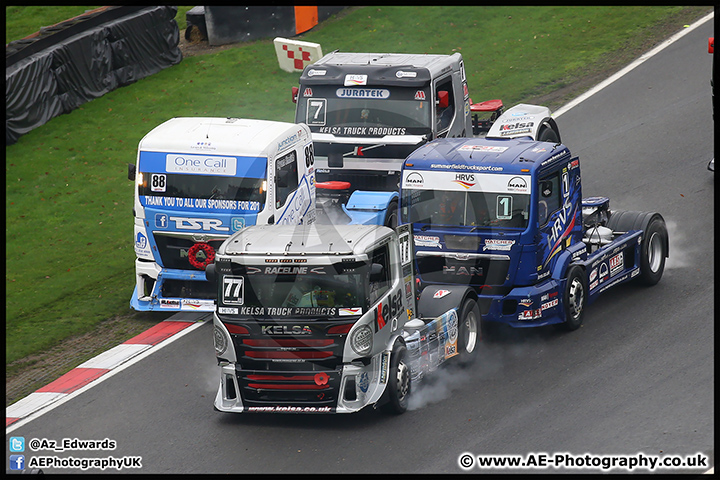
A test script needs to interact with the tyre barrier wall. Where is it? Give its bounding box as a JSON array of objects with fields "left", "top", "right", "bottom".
[
  {"left": 203, "top": 6, "right": 346, "bottom": 46},
  {"left": 5, "top": 6, "right": 182, "bottom": 145}
]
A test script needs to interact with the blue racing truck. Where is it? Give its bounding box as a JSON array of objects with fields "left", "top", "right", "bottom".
[
  {"left": 399, "top": 135, "right": 669, "bottom": 331},
  {"left": 127, "top": 117, "right": 316, "bottom": 312}
]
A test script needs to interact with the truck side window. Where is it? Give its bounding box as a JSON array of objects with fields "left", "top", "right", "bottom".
[
  {"left": 538, "top": 173, "right": 561, "bottom": 226},
  {"left": 368, "top": 245, "right": 390, "bottom": 305},
  {"left": 435, "top": 77, "right": 455, "bottom": 133},
  {"left": 275, "top": 149, "right": 299, "bottom": 208}
]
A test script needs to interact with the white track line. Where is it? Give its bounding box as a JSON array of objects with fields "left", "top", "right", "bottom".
[{"left": 554, "top": 11, "right": 714, "bottom": 118}]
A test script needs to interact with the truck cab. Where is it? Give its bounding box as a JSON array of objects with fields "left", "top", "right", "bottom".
[
  {"left": 207, "top": 223, "right": 479, "bottom": 414},
  {"left": 400, "top": 136, "right": 668, "bottom": 330},
  {"left": 294, "top": 52, "right": 471, "bottom": 193},
  {"left": 128, "top": 117, "right": 316, "bottom": 312}
]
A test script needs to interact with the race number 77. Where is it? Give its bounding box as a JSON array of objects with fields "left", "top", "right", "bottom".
[{"left": 223, "top": 276, "right": 244, "bottom": 305}]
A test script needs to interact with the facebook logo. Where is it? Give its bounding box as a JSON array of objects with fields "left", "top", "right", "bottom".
[
  {"left": 155, "top": 213, "right": 168, "bottom": 229},
  {"left": 9, "top": 454, "right": 25, "bottom": 470},
  {"left": 9, "top": 437, "right": 25, "bottom": 452}
]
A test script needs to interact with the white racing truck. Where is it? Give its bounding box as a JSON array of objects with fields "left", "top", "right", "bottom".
[
  {"left": 128, "top": 118, "right": 316, "bottom": 312},
  {"left": 206, "top": 223, "right": 481, "bottom": 414},
  {"left": 292, "top": 51, "right": 561, "bottom": 227}
]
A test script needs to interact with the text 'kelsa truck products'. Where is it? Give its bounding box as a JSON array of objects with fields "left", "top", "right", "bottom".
[
  {"left": 399, "top": 134, "right": 669, "bottom": 332},
  {"left": 291, "top": 51, "right": 560, "bottom": 228},
  {"left": 206, "top": 223, "right": 482, "bottom": 414},
  {"left": 128, "top": 118, "right": 317, "bottom": 312}
]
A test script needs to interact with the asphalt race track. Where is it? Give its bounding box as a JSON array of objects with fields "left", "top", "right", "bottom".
[{"left": 6, "top": 15, "right": 714, "bottom": 474}]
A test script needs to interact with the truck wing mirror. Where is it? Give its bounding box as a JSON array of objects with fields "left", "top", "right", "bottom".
[
  {"left": 292, "top": 86, "right": 299, "bottom": 103},
  {"left": 128, "top": 163, "right": 136, "bottom": 181},
  {"left": 369, "top": 263, "right": 384, "bottom": 282},
  {"left": 437, "top": 91, "right": 449, "bottom": 109},
  {"left": 540, "top": 181, "right": 553, "bottom": 197}
]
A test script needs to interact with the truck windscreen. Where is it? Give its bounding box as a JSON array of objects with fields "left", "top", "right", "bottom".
[
  {"left": 297, "top": 86, "right": 432, "bottom": 136},
  {"left": 221, "top": 263, "right": 369, "bottom": 315},
  {"left": 139, "top": 173, "right": 265, "bottom": 210},
  {"left": 402, "top": 188, "right": 530, "bottom": 230}
]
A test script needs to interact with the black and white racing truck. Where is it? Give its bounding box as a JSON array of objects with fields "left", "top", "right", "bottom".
[
  {"left": 206, "top": 223, "right": 481, "bottom": 414},
  {"left": 292, "top": 51, "right": 561, "bottom": 227}
]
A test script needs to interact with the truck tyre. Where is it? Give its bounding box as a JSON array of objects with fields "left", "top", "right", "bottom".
[
  {"left": 457, "top": 298, "right": 480, "bottom": 365},
  {"left": 606, "top": 211, "right": 668, "bottom": 286},
  {"left": 382, "top": 343, "right": 410, "bottom": 414},
  {"left": 383, "top": 200, "right": 398, "bottom": 228},
  {"left": 559, "top": 266, "right": 586, "bottom": 331},
  {"left": 537, "top": 122, "right": 560, "bottom": 143}
]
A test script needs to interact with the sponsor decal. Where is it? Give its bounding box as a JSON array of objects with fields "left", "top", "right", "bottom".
[
  {"left": 590, "top": 268, "right": 598, "bottom": 282},
  {"left": 169, "top": 216, "right": 229, "bottom": 232},
  {"left": 336, "top": 88, "right": 390, "bottom": 99},
  {"left": 339, "top": 307, "right": 363, "bottom": 316},
  {"left": 262, "top": 325, "right": 312, "bottom": 335},
  {"left": 589, "top": 279, "right": 599, "bottom": 290},
  {"left": 190, "top": 141, "right": 216, "bottom": 151},
  {"left": 453, "top": 178, "right": 476, "bottom": 189},
  {"left": 483, "top": 238, "right": 515, "bottom": 251},
  {"left": 303, "top": 87, "right": 313, "bottom": 97},
  {"left": 433, "top": 289, "right": 451, "bottom": 299},
  {"left": 380, "top": 351, "right": 390, "bottom": 383},
  {"left": 458, "top": 144, "right": 509, "bottom": 153},
  {"left": 396, "top": 70, "right": 417, "bottom": 78},
  {"left": 374, "top": 290, "right": 404, "bottom": 332},
  {"left": 414, "top": 235, "right": 442, "bottom": 248},
  {"left": 541, "top": 299, "right": 558, "bottom": 310},
  {"left": 344, "top": 74, "right": 367, "bottom": 86},
  {"left": 160, "top": 299, "right": 180, "bottom": 308},
  {"left": 442, "top": 265, "right": 483, "bottom": 276},
  {"left": 404, "top": 172, "right": 425, "bottom": 187},
  {"left": 166, "top": 154, "right": 237, "bottom": 176},
  {"left": 531, "top": 147, "right": 547, "bottom": 153},
  {"left": 414, "top": 90, "right": 426, "bottom": 100},
  {"left": 135, "top": 232, "right": 147, "bottom": 250},
  {"left": 219, "top": 306, "right": 238, "bottom": 315},
  {"left": 507, "top": 176, "right": 529, "bottom": 193},
  {"left": 358, "top": 372, "right": 370, "bottom": 393},
  {"left": 182, "top": 299, "right": 214, "bottom": 309},
  {"left": 307, "top": 69, "right": 326, "bottom": 77},
  {"left": 519, "top": 309, "right": 542, "bottom": 321},
  {"left": 519, "top": 298, "right": 533, "bottom": 307},
  {"left": 609, "top": 252, "right": 624, "bottom": 277},
  {"left": 500, "top": 122, "right": 534, "bottom": 131},
  {"left": 598, "top": 262, "right": 609, "bottom": 282},
  {"left": 569, "top": 158, "right": 579, "bottom": 169}
]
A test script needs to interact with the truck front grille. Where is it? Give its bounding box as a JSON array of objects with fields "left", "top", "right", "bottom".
[
  {"left": 238, "top": 369, "right": 341, "bottom": 407},
  {"left": 153, "top": 234, "right": 225, "bottom": 270}
]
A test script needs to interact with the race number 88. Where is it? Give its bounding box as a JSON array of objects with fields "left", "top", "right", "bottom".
[{"left": 151, "top": 174, "right": 167, "bottom": 192}]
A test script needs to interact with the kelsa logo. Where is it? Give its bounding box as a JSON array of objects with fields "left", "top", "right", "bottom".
[
  {"left": 261, "top": 325, "right": 312, "bottom": 335},
  {"left": 500, "top": 122, "right": 534, "bottom": 130},
  {"left": 374, "top": 290, "right": 403, "bottom": 332},
  {"left": 453, "top": 173, "right": 475, "bottom": 189}
]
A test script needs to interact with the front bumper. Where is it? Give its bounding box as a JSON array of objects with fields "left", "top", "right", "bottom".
[
  {"left": 214, "top": 353, "right": 391, "bottom": 414},
  {"left": 130, "top": 259, "right": 215, "bottom": 312}
]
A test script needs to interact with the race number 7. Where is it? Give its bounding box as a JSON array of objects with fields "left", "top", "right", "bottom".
[
  {"left": 222, "top": 276, "right": 244, "bottom": 305},
  {"left": 306, "top": 99, "right": 326, "bottom": 125}
]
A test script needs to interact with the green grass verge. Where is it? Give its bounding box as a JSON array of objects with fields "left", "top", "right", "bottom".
[{"left": 5, "top": 6, "right": 712, "bottom": 364}]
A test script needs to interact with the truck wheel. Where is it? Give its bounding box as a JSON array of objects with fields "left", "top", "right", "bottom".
[
  {"left": 559, "top": 266, "right": 586, "bottom": 331},
  {"left": 637, "top": 215, "right": 667, "bottom": 285},
  {"left": 538, "top": 122, "right": 559, "bottom": 143},
  {"left": 457, "top": 298, "right": 480, "bottom": 365},
  {"left": 383, "top": 201, "right": 398, "bottom": 228},
  {"left": 606, "top": 211, "right": 668, "bottom": 286},
  {"left": 382, "top": 343, "right": 410, "bottom": 414}
]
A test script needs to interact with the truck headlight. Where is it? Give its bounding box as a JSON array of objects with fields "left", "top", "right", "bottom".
[
  {"left": 214, "top": 325, "right": 228, "bottom": 355},
  {"left": 350, "top": 325, "right": 373, "bottom": 356}
]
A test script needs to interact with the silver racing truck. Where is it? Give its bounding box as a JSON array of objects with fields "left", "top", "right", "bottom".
[{"left": 206, "top": 223, "right": 482, "bottom": 414}]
